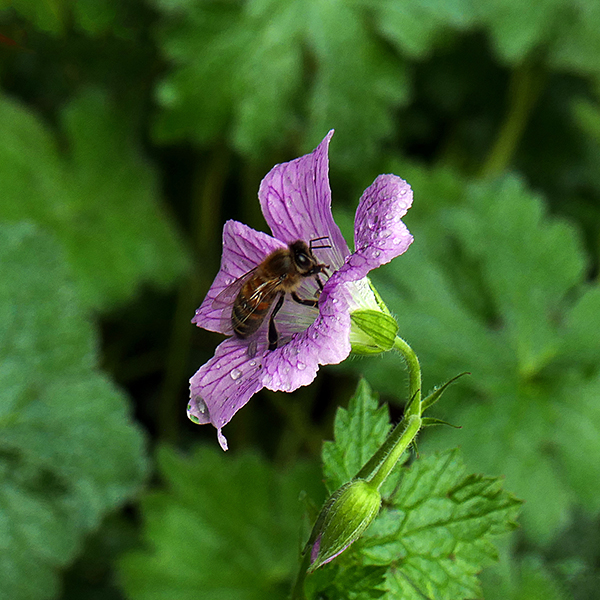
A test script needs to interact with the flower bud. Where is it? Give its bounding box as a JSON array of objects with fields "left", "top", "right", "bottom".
[
  {"left": 306, "top": 479, "right": 381, "bottom": 572},
  {"left": 350, "top": 309, "right": 399, "bottom": 354}
]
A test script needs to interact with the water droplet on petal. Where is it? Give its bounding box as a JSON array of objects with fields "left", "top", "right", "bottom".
[
  {"left": 297, "top": 362, "right": 306, "bottom": 371},
  {"left": 332, "top": 297, "right": 338, "bottom": 304},
  {"left": 215, "top": 363, "right": 221, "bottom": 369},
  {"left": 373, "top": 250, "right": 381, "bottom": 258},
  {"left": 191, "top": 395, "right": 208, "bottom": 415},
  {"left": 249, "top": 360, "right": 256, "bottom": 367},
  {"left": 230, "top": 368, "right": 242, "bottom": 380}
]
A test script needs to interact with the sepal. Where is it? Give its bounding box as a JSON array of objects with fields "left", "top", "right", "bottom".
[
  {"left": 421, "top": 372, "right": 470, "bottom": 412},
  {"left": 350, "top": 310, "right": 399, "bottom": 355}
]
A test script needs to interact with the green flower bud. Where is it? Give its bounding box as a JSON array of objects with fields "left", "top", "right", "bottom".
[
  {"left": 306, "top": 479, "right": 381, "bottom": 572},
  {"left": 350, "top": 309, "right": 399, "bottom": 354}
]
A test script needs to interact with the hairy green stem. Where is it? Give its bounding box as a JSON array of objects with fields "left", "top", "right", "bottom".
[
  {"left": 367, "top": 414, "right": 422, "bottom": 490},
  {"left": 393, "top": 335, "right": 422, "bottom": 415}
]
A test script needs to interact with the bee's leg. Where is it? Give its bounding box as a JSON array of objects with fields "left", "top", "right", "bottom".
[
  {"left": 291, "top": 291, "right": 318, "bottom": 308},
  {"left": 315, "top": 275, "right": 324, "bottom": 296},
  {"left": 268, "top": 293, "right": 285, "bottom": 351}
]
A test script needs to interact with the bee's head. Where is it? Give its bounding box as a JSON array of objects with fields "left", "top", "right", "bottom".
[{"left": 289, "top": 240, "right": 328, "bottom": 275}]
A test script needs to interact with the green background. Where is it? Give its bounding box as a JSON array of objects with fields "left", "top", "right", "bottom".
[{"left": 1, "top": 0, "right": 599, "bottom": 598}]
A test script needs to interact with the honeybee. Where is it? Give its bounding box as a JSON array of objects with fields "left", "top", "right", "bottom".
[{"left": 214, "top": 238, "right": 330, "bottom": 351}]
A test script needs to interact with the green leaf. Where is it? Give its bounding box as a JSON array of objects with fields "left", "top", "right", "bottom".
[
  {"left": 151, "top": 0, "right": 410, "bottom": 170},
  {"left": 349, "top": 169, "right": 596, "bottom": 544},
  {"left": 0, "top": 223, "right": 147, "bottom": 600},
  {"left": 361, "top": 449, "right": 522, "bottom": 600},
  {"left": 481, "top": 545, "right": 573, "bottom": 600},
  {"left": 306, "top": 564, "right": 387, "bottom": 599},
  {"left": 1, "top": 0, "right": 132, "bottom": 36},
  {"left": 550, "top": 1, "right": 600, "bottom": 77},
  {"left": 0, "top": 0, "right": 67, "bottom": 33},
  {"left": 371, "top": 0, "right": 473, "bottom": 59},
  {"left": 322, "top": 379, "right": 392, "bottom": 493},
  {"left": 475, "top": 0, "right": 565, "bottom": 64},
  {"left": 119, "top": 445, "right": 323, "bottom": 600},
  {"left": 304, "top": 0, "right": 409, "bottom": 170},
  {"left": 0, "top": 90, "right": 190, "bottom": 310}
]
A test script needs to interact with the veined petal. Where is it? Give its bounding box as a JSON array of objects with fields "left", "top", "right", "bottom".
[
  {"left": 192, "top": 220, "right": 285, "bottom": 334},
  {"left": 262, "top": 276, "right": 352, "bottom": 393},
  {"left": 258, "top": 130, "right": 349, "bottom": 271},
  {"left": 188, "top": 337, "right": 266, "bottom": 450},
  {"left": 345, "top": 174, "right": 414, "bottom": 280}
]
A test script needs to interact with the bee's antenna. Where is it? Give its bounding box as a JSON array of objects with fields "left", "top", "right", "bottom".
[{"left": 310, "top": 236, "right": 331, "bottom": 250}]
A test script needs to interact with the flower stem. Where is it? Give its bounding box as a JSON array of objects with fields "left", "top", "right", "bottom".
[
  {"left": 480, "top": 62, "right": 544, "bottom": 178},
  {"left": 290, "top": 550, "right": 311, "bottom": 600},
  {"left": 393, "top": 335, "right": 422, "bottom": 416},
  {"left": 366, "top": 414, "right": 421, "bottom": 490}
]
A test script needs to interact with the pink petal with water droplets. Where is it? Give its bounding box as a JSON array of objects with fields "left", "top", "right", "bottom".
[
  {"left": 345, "top": 174, "right": 413, "bottom": 280},
  {"left": 259, "top": 130, "right": 349, "bottom": 271}
]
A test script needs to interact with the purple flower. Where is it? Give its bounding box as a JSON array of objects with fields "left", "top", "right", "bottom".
[{"left": 189, "top": 131, "right": 413, "bottom": 450}]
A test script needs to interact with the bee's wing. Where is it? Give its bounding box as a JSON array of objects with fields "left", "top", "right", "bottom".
[
  {"left": 212, "top": 268, "right": 259, "bottom": 311},
  {"left": 213, "top": 268, "right": 283, "bottom": 337},
  {"left": 211, "top": 268, "right": 259, "bottom": 336}
]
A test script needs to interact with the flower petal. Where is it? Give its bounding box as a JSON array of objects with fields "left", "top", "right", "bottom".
[
  {"left": 261, "top": 276, "right": 352, "bottom": 393},
  {"left": 188, "top": 337, "right": 266, "bottom": 450},
  {"left": 258, "top": 130, "right": 350, "bottom": 271},
  {"left": 192, "top": 220, "right": 285, "bottom": 334},
  {"left": 346, "top": 174, "right": 414, "bottom": 280}
]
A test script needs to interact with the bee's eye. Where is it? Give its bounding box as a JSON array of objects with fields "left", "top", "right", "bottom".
[{"left": 296, "top": 252, "right": 310, "bottom": 268}]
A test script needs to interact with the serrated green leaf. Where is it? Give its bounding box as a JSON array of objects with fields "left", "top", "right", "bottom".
[
  {"left": 304, "top": 0, "right": 409, "bottom": 170},
  {"left": 1, "top": 0, "right": 131, "bottom": 36},
  {"left": 119, "top": 445, "right": 323, "bottom": 600},
  {"left": 360, "top": 449, "right": 521, "bottom": 600},
  {"left": 0, "top": 90, "right": 190, "bottom": 311},
  {"left": 450, "top": 176, "right": 585, "bottom": 378},
  {"left": 322, "top": 380, "right": 392, "bottom": 493},
  {"left": 306, "top": 563, "right": 387, "bottom": 599},
  {"left": 0, "top": 223, "right": 147, "bottom": 600}
]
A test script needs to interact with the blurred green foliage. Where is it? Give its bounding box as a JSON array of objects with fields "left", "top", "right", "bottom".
[{"left": 2, "top": 0, "right": 600, "bottom": 598}]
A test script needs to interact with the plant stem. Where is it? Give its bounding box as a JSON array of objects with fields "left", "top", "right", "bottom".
[
  {"left": 290, "top": 550, "right": 311, "bottom": 600},
  {"left": 367, "top": 414, "right": 421, "bottom": 490},
  {"left": 355, "top": 336, "right": 422, "bottom": 483},
  {"left": 480, "top": 62, "right": 544, "bottom": 178},
  {"left": 393, "top": 335, "right": 422, "bottom": 415}
]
